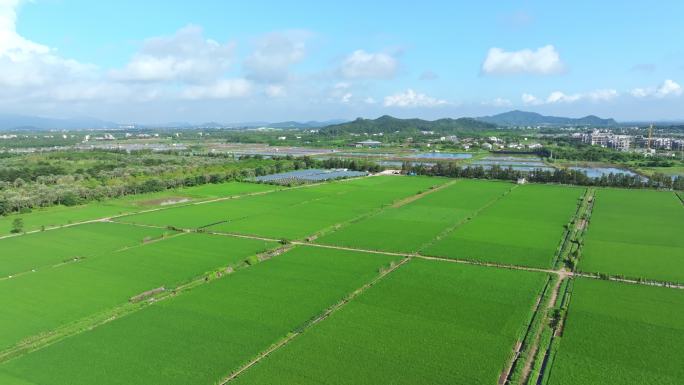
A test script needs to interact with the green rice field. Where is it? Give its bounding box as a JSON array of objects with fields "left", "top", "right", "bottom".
[
  {"left": 545, "top": 278, "right": 684, "bottom": 385},
  {"left": 580, "top": 189, "right": 684, "bottom": 282},
  {"left": 0, "top": 181, "right": 276, "bottom": 235},
  {"left": 0, "top": 247, "right": 401, "bottom": 385},
  {"left": 316, "top": 179, "right": 513, "bottom": 252},
  {"left": 0, "top": 175, "right": 681, "bottom": 384},
  {"left": 0, "top": 233, "right": 276, "bottom": 351},
  {"left": 423, "top": 184, "right": 583, "bottom": 268},
  {"left": 118, "top": 176, "right": 445, "bottom": 239},
  {"left": 231, "top": 258, "right": 546, "bottom": 385},
  {"left": 0, "top": 221, "right": 171, "bottom": 277}
]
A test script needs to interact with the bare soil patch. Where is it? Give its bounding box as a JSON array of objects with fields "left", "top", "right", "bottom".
[{"left": 136, "top": 196, "right": 191, "bottom": 206}]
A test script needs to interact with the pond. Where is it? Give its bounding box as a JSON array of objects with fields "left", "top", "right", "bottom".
[
  {"left": 405, "top": 152, "right": 472, "bottom": 160},
  {"left": 477, "top": 165, "right": 556, "bottom": 172},
  {"left": 569, "top": 167, "right": 639, "bottom": 178},
  {"left": 377, "top": 161, "right": 436, "bottom": 167}
]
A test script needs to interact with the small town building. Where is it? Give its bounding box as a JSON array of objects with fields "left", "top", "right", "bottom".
[{"left": 355, "top": 140, "right": 382, "bottom": 148}]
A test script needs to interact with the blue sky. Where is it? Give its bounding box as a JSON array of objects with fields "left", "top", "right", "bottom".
[{"left": 1, "top": 0, "right": 683, "bottom": 123}]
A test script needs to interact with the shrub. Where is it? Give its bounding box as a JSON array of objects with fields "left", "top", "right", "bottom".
[{"left": 245, "top": 255, "right": 260, "bottom": 266}]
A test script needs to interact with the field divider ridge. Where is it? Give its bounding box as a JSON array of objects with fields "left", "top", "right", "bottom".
[
  {"left": 500, "top": 274, "right": 555, "bottom": 385},
  {"left": 532, "top": 277, "right": 574, "bottom": 385},
  {"left": 389, "top": 179, "right": 459, "bottom": 208}
]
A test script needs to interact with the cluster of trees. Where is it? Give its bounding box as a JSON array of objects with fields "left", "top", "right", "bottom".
[
  {"left": 0, "top": 150, "right": 386, "bottom": 216},
  {"left": 539, "top": 145, "right": 647, "bottom": 163},
  {"left": 0, "top": 151, "right": 303, "bottom": 215},
  {"left": 403, "top": 162, "right": 684, "bottom": 190},
  {"left": 539, "top": 143, "right": 684, "bottom": 169},
  {"left": 316, "top": 157, "right": 383, "bottom": 173}
]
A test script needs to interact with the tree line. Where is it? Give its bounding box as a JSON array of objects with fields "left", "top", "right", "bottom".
[
  {"left": 0, "top": 152, "right": 382, "bottom": 216},
  {"left": 403, "top": 162, "right": 684, "bottom": 190}
]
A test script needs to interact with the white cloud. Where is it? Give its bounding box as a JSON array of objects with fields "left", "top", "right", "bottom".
[
  {"left": 243, "top": 31, "right": 309, "bottom": 83},
  {"left": 546, "top": 91, "right": 582, "bottom": 104},
  {"left": 522, "top": 88, "right": 618, "bottom": 105},
  {"left": 630, "top": 79, "right": 682, "bottom": 98},
  {"left": 0, "top": 0, "right": 96, "bottom": 89},
  {"left": 0, "top": 0, "right": 49, "bottom": 57},
  {"left": 656, "top": 79, "right": 682, "bottom": 97},
  {"left": 265, "top": 84, "right": 286, "bottom": 98},
  {"left": 586, "top": 89, "right": 619, "bottom": 102},
  {"left": 111, "top": 25, "right": 234, "bottom": 83},
  {"left": 340, "top": 92, "right": 352, "bottom": 103},
  {"left": 181, "top": 79, "right": 252, "bottom": 100},
  {"left": 521, "top": 93, "right": 542, "bottom": 105},
  {"left": 383, "top": 89, "right": 447, "bottom": 108},
  {"left": 364, "top": 97, "right": 377, "bottom": 104},
  {"left": 482, "top": 45, "right": 564, "bottom": 75},
  {"left": 340, "top": 50, "right": 398, "bottom": 79},
  {"left": 630, "top": 88, "right": 649, "bottom": 98}
]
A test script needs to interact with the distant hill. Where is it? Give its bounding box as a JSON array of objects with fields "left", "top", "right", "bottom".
[
  {"left": 145, "top": 120, "right": 349, "bottom": 129},
  {"left": 265, "top": 120, "right": 348, "bottom": 129},
  {"left": 477, "top": 110, "right": 618, "bottom": 127},
  {"left": 320, "top": 115, "right": 495, "bottom": 135},
  {"left": 0, "top": 114, "right": 118, "bottom": 130}
]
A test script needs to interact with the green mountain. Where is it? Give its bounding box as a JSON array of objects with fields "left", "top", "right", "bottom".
[
  {"left": 320, "top": 115, "right": 496, "bottom": 135},
  {"left": 477, "top": 110, "right": 617, "bottom": 127}
]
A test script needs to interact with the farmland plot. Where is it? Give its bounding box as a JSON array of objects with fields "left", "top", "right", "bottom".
[
  {"left": 580, "top": 189, "right": 684, "bottom": 282},
  {"left": 118, "top": 176, "right": 444, "bottom": 239},
  {"left": 210, "top": 176, "right": 446, "bottom": 239},
  {"left": 424, "top": 184, "right": 582, "bottom": 268},
  {"left": 232, "top": 258, "right": 547, "bottom": 385},
  {"left": 545, "top": 278, "right": 684, "bottom": 385},
  {"left": 0, "top": 181, "right": 276, "bottom": 235},
  {"left": 0, "top": 233, "right": 276, "bottom": 351},
  {"left": 0, "top": 222, "right": 170, "bottom": 278},
  {"left": 317, "top": 179, "right": 513, "bottom": 253},
  {"left": 0, "top": 247, "right": 401, "bottom": 385}
]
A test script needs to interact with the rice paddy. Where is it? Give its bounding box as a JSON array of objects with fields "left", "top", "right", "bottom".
[
  {"left": 0, "top": 175, "right": 680, "bottom": 385},
  {"left": 544, "top": 278, "right": 684, "bottom": 385},
  {"left": 423, "top": 184, "right": 583, "bottom": 268},
  {"left": 579, "top": 188, "right": 684, "bottom": 283}
]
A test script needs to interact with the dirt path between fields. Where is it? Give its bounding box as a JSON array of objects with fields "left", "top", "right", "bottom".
[
  {"left": 390, "top": 180, "right": 458, "bottom": 208},
  {"left": 516, "top": 273, "right": 569, "bottom": 384},
  {"left": 114, "top": 219, "right": 684, "bottom": 292}
]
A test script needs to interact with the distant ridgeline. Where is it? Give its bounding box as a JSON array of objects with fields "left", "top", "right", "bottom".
[
  {"left": 319, "top": 115, "right": 496, "bottom": 135},
  {"left": 476, "top": 110, "right": 618, "bottom": 127}
]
